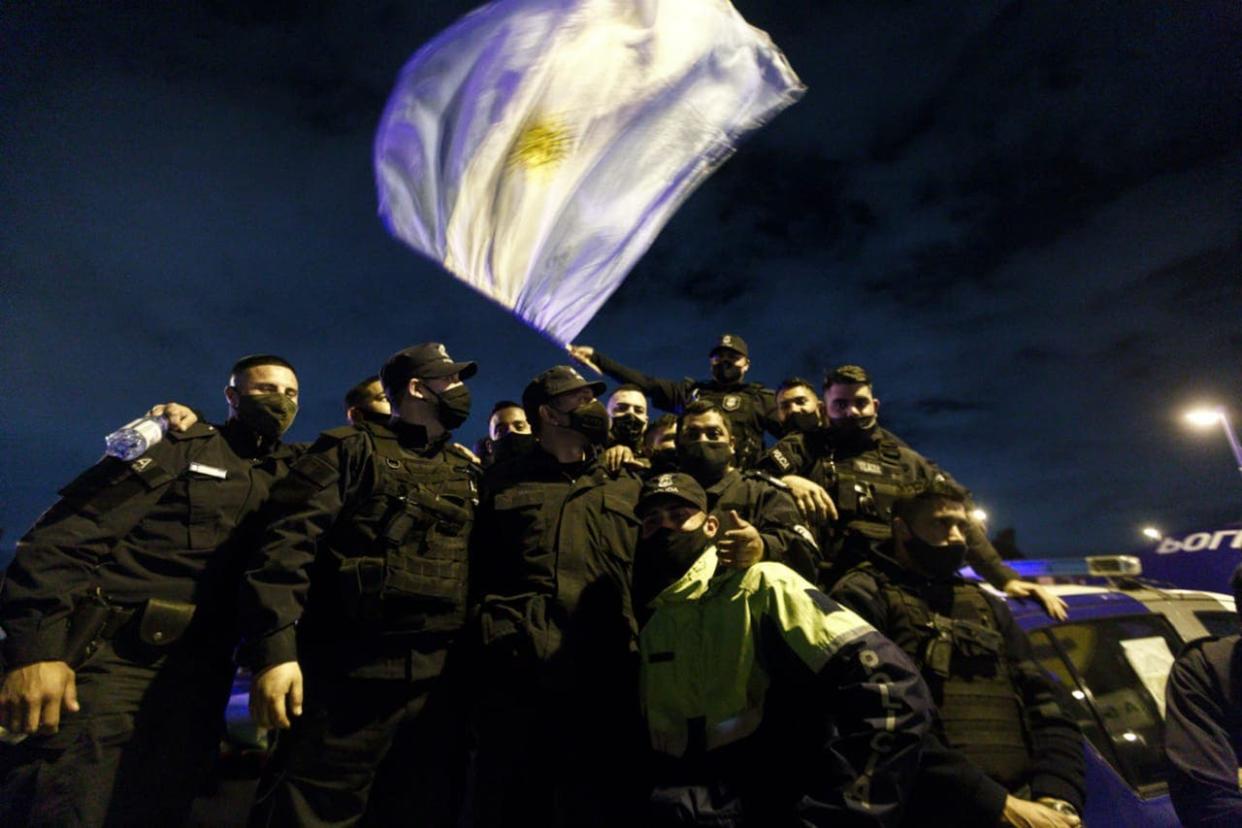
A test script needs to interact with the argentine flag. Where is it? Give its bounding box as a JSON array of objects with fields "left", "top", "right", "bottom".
[{"left": 375, "top": 0, "right": 804, "bottom": 344}]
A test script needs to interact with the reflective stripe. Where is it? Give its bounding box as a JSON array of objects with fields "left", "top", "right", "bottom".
[{"left": 706, "top": 707, "right": 764, "bottom": 750}]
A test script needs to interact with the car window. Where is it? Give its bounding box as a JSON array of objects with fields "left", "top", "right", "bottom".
[
  {"left": 1194, "top": 610, "right": 1239, "bottom": 640},
  {"left": 1030, "top": 614, "right": 1183, "bottom": 795}
]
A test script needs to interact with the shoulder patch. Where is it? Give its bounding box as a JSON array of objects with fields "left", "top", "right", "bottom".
[
  {"left": 793, "top": 524, "right": 819, "bottom": 550},
  {"left": 854, "top": 459, "right": 883, "bottom": 475},
  {"left": 770, "top": 448, "right": 791, "bottom": 473},
  {"left": 446, "top": 442, "right": 482, "bottom": 466}
]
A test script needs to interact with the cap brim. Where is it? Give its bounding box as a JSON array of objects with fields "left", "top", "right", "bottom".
[
  {"left": 638, "top": 490, "right": 704, "bottom": 513},
  {"left": 421, "top": 360, "right": 478, "bottom": 380},
  {"left": 554, "top": 379, "right": 606, "bottom": 398}
]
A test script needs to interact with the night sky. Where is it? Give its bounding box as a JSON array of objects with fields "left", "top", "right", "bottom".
[{"left": 3, "top": 1, "right": 1240, "bottom": 564}]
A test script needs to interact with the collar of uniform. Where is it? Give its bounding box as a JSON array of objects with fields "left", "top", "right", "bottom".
[
  {"left": 217, "top": 419, "right": 287, "bottom": 459},
  {"left": 828, "top": 424, "right": 882, "bottom": 455},
  {"left": 704, "top": 379, "right": 746, "bottom": 392},
  {"left": 703, "top": 468, "right": 741, "bottom": 496},
  {"left": 529, "top": 443, "right": 602, "bottom": 481},
  {"left": 871, "top": 542, "right": 965, "bottom": 588},
  {"left": 650, "top": 546, "right": 720, "bottom": 606},
  {"left": 388, "top": 419, "right": 452, "bottom": 455}
]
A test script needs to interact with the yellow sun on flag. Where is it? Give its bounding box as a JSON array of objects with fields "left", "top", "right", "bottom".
[{"left": 509, "top": 119, "right": 571, "bottom": 170}]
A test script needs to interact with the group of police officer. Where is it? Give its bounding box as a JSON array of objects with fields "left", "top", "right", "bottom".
[{"left": 0, "top": 334, "right": 1090, "bottom": 826}]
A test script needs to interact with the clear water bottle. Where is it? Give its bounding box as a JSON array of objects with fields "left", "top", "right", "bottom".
[{"left": 105, "top": 415, "right": 168, "bottom": 461}]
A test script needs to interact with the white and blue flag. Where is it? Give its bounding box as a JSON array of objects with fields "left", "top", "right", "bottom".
[{"left": 374, "top": 0, "right": 803, "bottom": 344}]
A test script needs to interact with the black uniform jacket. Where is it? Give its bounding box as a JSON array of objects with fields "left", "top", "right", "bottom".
[
  {"left": 1166, "top": 634, "right": 1242, "bottom": 828},
  {"left": 236, "top": 422, "right": 477, "bottom": 679},
  {"left": 1, "top": 421, "right": 300, "bottom": 668},
  {"left": 592, "top": 351, "right": 779, "bottom": 468},
  {"left": 703, "top": 468, "right": 820, "bottom": 581},
  {"left": 758, "top": 425, "right": 1019, "bottom": 589},
  {"left": 472, "top": 445, "right": 641, "bottom": 694},
  {"left": 832, "top": 553, "right": 1085, "bottom": 824}
]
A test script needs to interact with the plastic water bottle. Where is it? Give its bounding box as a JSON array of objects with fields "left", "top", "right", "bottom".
[{"left": 105, "top": 415, "right": 168, "bottom": 461}]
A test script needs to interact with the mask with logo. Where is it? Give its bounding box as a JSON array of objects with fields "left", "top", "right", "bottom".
[
  {"left": 237, "top": 393, "right": 297, "bottom": 440},
  {"left": 904, "top": 532, "right": 968, "bottom": 580},
  {"left": 677, "top": 441, "right": 733, "bottom": 485},
  {"left": 427, "top": 384, "right": 472, "bottom": 430},
  {"left": 711, "top": 362, "right": 743, "bottom": 385},
  {"left": 557, "top": 399, "right": 609, "bottom": 445},
  {"left": 610, "top": 414, "right": 645, "bottom": 449},
  {"left": 781, "top": 411, "right": 820, "bottom": 436}
]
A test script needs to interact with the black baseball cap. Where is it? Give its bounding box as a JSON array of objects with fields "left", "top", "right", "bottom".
[
  {"left": 638, "top": 472, "right": 709, "bottom": 514},
  {"left": 522, "top": 365, "right": 606, "bottom": 411},
  {"left": 710, "top": 333, "right": 748, "bottom": 358},
  {"left": 380, "top": 342, "right": 477, "bottom": 393}
]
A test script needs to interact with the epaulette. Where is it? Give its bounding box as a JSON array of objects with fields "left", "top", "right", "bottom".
[
  {"left": 743, "top": 469, "right": 788, "bottom": 490},
  {"left": 446, "top": 442, "right": 482, "bottom": 467}
]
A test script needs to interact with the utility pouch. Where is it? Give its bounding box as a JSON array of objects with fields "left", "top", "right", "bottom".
[
  {"left": 138, "top": 598, "right": 197, "bottom": 646},
  {"left": 63, "top": 593, "right": 113, "bottom": 668},
  {"left": 337, "top": 556, "right": 386, "bottom": 624},
  {"left": 924, "top": 633, "right": 954, "bottom": 678},
  {"left": 954, "top": 620, "right": 1004, "bottom": 657}
]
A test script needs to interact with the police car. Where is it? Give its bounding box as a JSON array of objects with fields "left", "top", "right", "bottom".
[{"left": 977, "top": 555, "right": 1237, "bottom": 827}]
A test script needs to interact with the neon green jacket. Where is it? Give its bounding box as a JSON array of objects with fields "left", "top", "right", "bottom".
[{"left": 639, "top": 548, "right": 932, "bottom": 825}]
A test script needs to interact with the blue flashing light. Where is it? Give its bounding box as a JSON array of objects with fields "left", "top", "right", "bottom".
[{"left": 1003, "top": 556, "right": 1142, "bottom": 579}]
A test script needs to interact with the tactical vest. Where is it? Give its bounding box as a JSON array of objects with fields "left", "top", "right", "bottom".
[
  {"left": 323, "top": 424, "right": 476, "bottom": 636},
  {"left": 690, "top": 384, "right": 767, "bottom": 468},
  {"left": 883, "top": 577, "right": 1032, "bottom": 789},
  {"left": 821, "top": 438, "right": 913, "bottom": 540}
]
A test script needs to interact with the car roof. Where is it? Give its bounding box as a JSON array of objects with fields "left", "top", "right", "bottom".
[{"left": 999, "top": 580, "right": 1236, "bottom": 643}]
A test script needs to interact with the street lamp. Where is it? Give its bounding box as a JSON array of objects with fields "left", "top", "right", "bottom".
[
  {"left": 1184, "top": 406, "right": 1242, "bottom": 480},
  {"left": 970, "top": 508, "right": 988, "bottom": 523},
  {"left": 1140, "top": 526, "right": 1162, "bottom": 541}
]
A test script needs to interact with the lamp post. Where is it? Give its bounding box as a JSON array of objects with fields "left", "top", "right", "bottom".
[{"left": 1184, "top": 406, "right": 1242, "bottom": 481}]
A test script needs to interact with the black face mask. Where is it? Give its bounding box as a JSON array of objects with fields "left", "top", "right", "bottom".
[
  {"left": 781, "top": 410, "right": 820, "bottom": 436},
  {"left": 610, "top": 414, "right": 645, "bottom": 449},
  {"left": 556, "top": 399, "right": 610, "bottom": 445},
  {"left": 633, "top": 525, "right": 714, "bottom": 609},
  {"left": 236, "top": 393, "right": 297, "bottom": 440},
  {"left": 829, "top": 414, "right": 878, "bottom": 445},
  {"left": 711, "top": 362, "right": 743, "bottom": 385},
  {"left": 425, "top": 384, "right": 471, "bottom": 430},
  {"left": 648, "top": 449, "right": 679, "bottom": 474},
  {"left": 905, "top": 533, "right": 968, "bottom": 580},
  {"left": 677, "top": 441, "right": 733, "bottom": 485},
  {"left": 493, "top": 431, "right": 536, "bottom": 463}
]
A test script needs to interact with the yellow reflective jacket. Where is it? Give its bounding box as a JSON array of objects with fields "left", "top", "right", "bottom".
[
  {"left": 638, "top": 548, "right": 933, "bottom": 825},
  {"left": 642, "top": 548, "right": 873, "bottom": 755}
]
